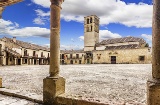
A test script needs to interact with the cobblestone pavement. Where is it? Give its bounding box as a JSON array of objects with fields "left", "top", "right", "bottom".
[
  {"left": 0, "top": 94, "right": 40, "bottom": 105},
  {"left": 0, "top": 64, "right": 152, "bottom": 104}
]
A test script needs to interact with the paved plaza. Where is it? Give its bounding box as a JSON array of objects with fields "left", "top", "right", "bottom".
[{"left": 0, "top": 64, "right": 151, "bottom": 104}]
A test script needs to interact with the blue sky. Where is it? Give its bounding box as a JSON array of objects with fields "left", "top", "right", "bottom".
[{"left": 0, "top": 0, "right": 152, "bottom": 50}]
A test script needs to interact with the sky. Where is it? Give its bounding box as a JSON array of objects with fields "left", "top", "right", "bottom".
[{"left": 0, "top": 0, "right": 152, "bottom": 50}]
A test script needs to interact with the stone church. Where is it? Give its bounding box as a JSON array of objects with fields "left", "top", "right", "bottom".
[
  {"left": 0, "top": 15, "right": 151, "bottom": 66},
  {"left": 60, "top": 15, "right": 151, "bottom": 64}
]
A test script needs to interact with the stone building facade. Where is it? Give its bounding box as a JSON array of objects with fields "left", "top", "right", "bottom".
[
  {"left": 0, "top": 37, "right": 50, "bottom": 66},
  {"left": 0, "top": 15, "right": 151, "bottom": 66},
  {"left": 93, "top": 37, "right": 151, "bottom": 64}
]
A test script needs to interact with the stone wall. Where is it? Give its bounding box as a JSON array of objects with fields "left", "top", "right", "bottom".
[
  {"left": 93, "top": 48, "right": 151, "bottom": 64},
  {"left": 60, "top": 53, "right": 85, "bottom": 64}
]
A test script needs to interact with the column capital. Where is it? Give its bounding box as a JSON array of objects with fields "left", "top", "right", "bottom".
[{"left": 50, "top": 0, "right": 64, "bottom": 7}]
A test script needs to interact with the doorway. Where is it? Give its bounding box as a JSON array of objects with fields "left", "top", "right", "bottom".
[
  {"left": 17, "top": 59, "right": 21, "bottom": 65},
  {"left": 111, "top": 56, "right": 116, "bottom": 64}
]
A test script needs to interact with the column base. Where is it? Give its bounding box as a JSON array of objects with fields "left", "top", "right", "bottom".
[
  {"left": 0, "top": 77, "right": 2, "bottom": 88},
  {"left": 43, "top": 76, "right": 65, "bottom": 105},
  {"left": 147, "top": 78, "right": 160, "bottom": 105}
]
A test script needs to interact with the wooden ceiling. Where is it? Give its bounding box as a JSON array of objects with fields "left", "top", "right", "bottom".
[{"left": 0, "top": 0, "right": 22, "bottom": 7}]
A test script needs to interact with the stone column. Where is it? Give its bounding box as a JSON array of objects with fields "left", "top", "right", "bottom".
[
  {"left": 43, "top": 0, "right": 65, "bottom": 105},
  {"left": 37, "top": 59, "right": 39, "bottom": 65},
  {"left": 147, "top": 0, "right": 160, "bottom": 105},
  {"left": 20, "top": 58, "right": 23, "bottom": 65},
  {"left": 14, "top": 58, "right": 17, "bottom": 65},
  {"left": 33, "top": 59, "right": 35, "bottom": 65}
]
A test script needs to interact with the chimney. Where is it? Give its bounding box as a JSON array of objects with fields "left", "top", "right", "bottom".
[{"left": 13, "top": 37, "right": 16, "bottom": 43}]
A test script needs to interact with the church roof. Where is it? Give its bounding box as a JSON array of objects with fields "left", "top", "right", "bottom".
[
  {"left": 105, "top": 44, "right": 139, "bottom": 50},
  {"left": 96, "top": 36, "right": 146, "bottom": 46}
]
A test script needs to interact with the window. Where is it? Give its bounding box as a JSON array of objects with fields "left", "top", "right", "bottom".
[
  {"left": 24, "top": 50, "right": 27, "bottom": 56},
  {"left": 62, "top": 54, "right": 64, "bottom": 59},
  {"left": 47, "top": 53, "right": 49, "bottom": 57},
  {"left": 25, "top": 59, "right": 27, "bottom": 64},
  {"left": 76, "top": 54, "right": 79, "bottom": 59},
  {"left": 139, "top": 56, "right": 145, "bottom": 61},
  {"left": 90, "top": 17, "right": 92, "bottom": 23},
  {"left": 87, "top": 19, "right": 89, "bottom": 24},
  {"left": 41, "top": 52, "right": 43, "bottom": 57},
  {"left": 33, "top": 51, "right": 36, "bottom": 56},
  {"left": 70, "top": 60, "right": 73, "bottom": 64},
  {"left": 91, "top": 26, "right": 92, "bottom": 31},
  {"left": 70, "top": 54, "right": 72, "bottom": 58}
]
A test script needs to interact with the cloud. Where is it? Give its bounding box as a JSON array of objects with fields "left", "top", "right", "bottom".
[
  {"left": 99, "top": 30, "right": 122, "bottom": 41},
  {"left": 79, "top": 36, "right": 84, "bottom": 41},
  {"left": 33, "top": 9, "right": 50, "bottom": 25},
  {"left": 60, "top": 44, "right": 83, "bottom": 50},
  {"left": 0, "top": 19, "right": 50, "bottom": 38},
  {"left": 31, "top": 0, "right": 152, "bottom": 28},
  {"left": 31, "top": 0, "right": 50, "bottom": 8},
  {"left": 33, "top": 17, "right": 45, "bottom": 25},
  {"left": 141, "top": 34, "right": 152, "bottom": 47},
  {"left": 78, "top": 30, "right": 122, "bottom": 42},
  {"left": 141, "top": 34, "right": 152, "bottom": 41},
  {"left": 35, "top": 9, "right": 50, "bottom": 17}
]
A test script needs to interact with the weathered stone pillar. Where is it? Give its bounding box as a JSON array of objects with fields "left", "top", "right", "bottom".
[
  {"left": 43, "top": 0, "right": 65, "bottom": 105},
  {"left": 147, "top": 0, "right": 160, "bottom": 105},
  {"left": 33, "top": 59, "right": 34, "bottom": 65},
  {"left": 20, "top": 58, "right": 22, "bottom": 65},
  {"left": 14, "top": 58, "right": 17, "bottom": 65}
]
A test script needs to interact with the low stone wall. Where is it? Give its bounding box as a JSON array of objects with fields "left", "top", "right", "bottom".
[
  {"left": 0, "top": 88, "right": 109, "bottom": 105},
  {"left": 55, "top": 96, "right": 108, "bottom": 105}
]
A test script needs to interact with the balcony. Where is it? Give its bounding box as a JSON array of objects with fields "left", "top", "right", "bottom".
[
  {"left": 32, "top": 54, "right": 38, "bottom": 58},
  {"left": 40, "top": 55, "right": 46, "bottom": 58},
  {"left": 23, "top": 53, "right": 29, "bottom": 57}
]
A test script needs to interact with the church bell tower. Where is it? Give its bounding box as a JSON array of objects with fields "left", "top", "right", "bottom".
[{"left": 84, "top": 15, "right": 99, "bottom": 51}]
